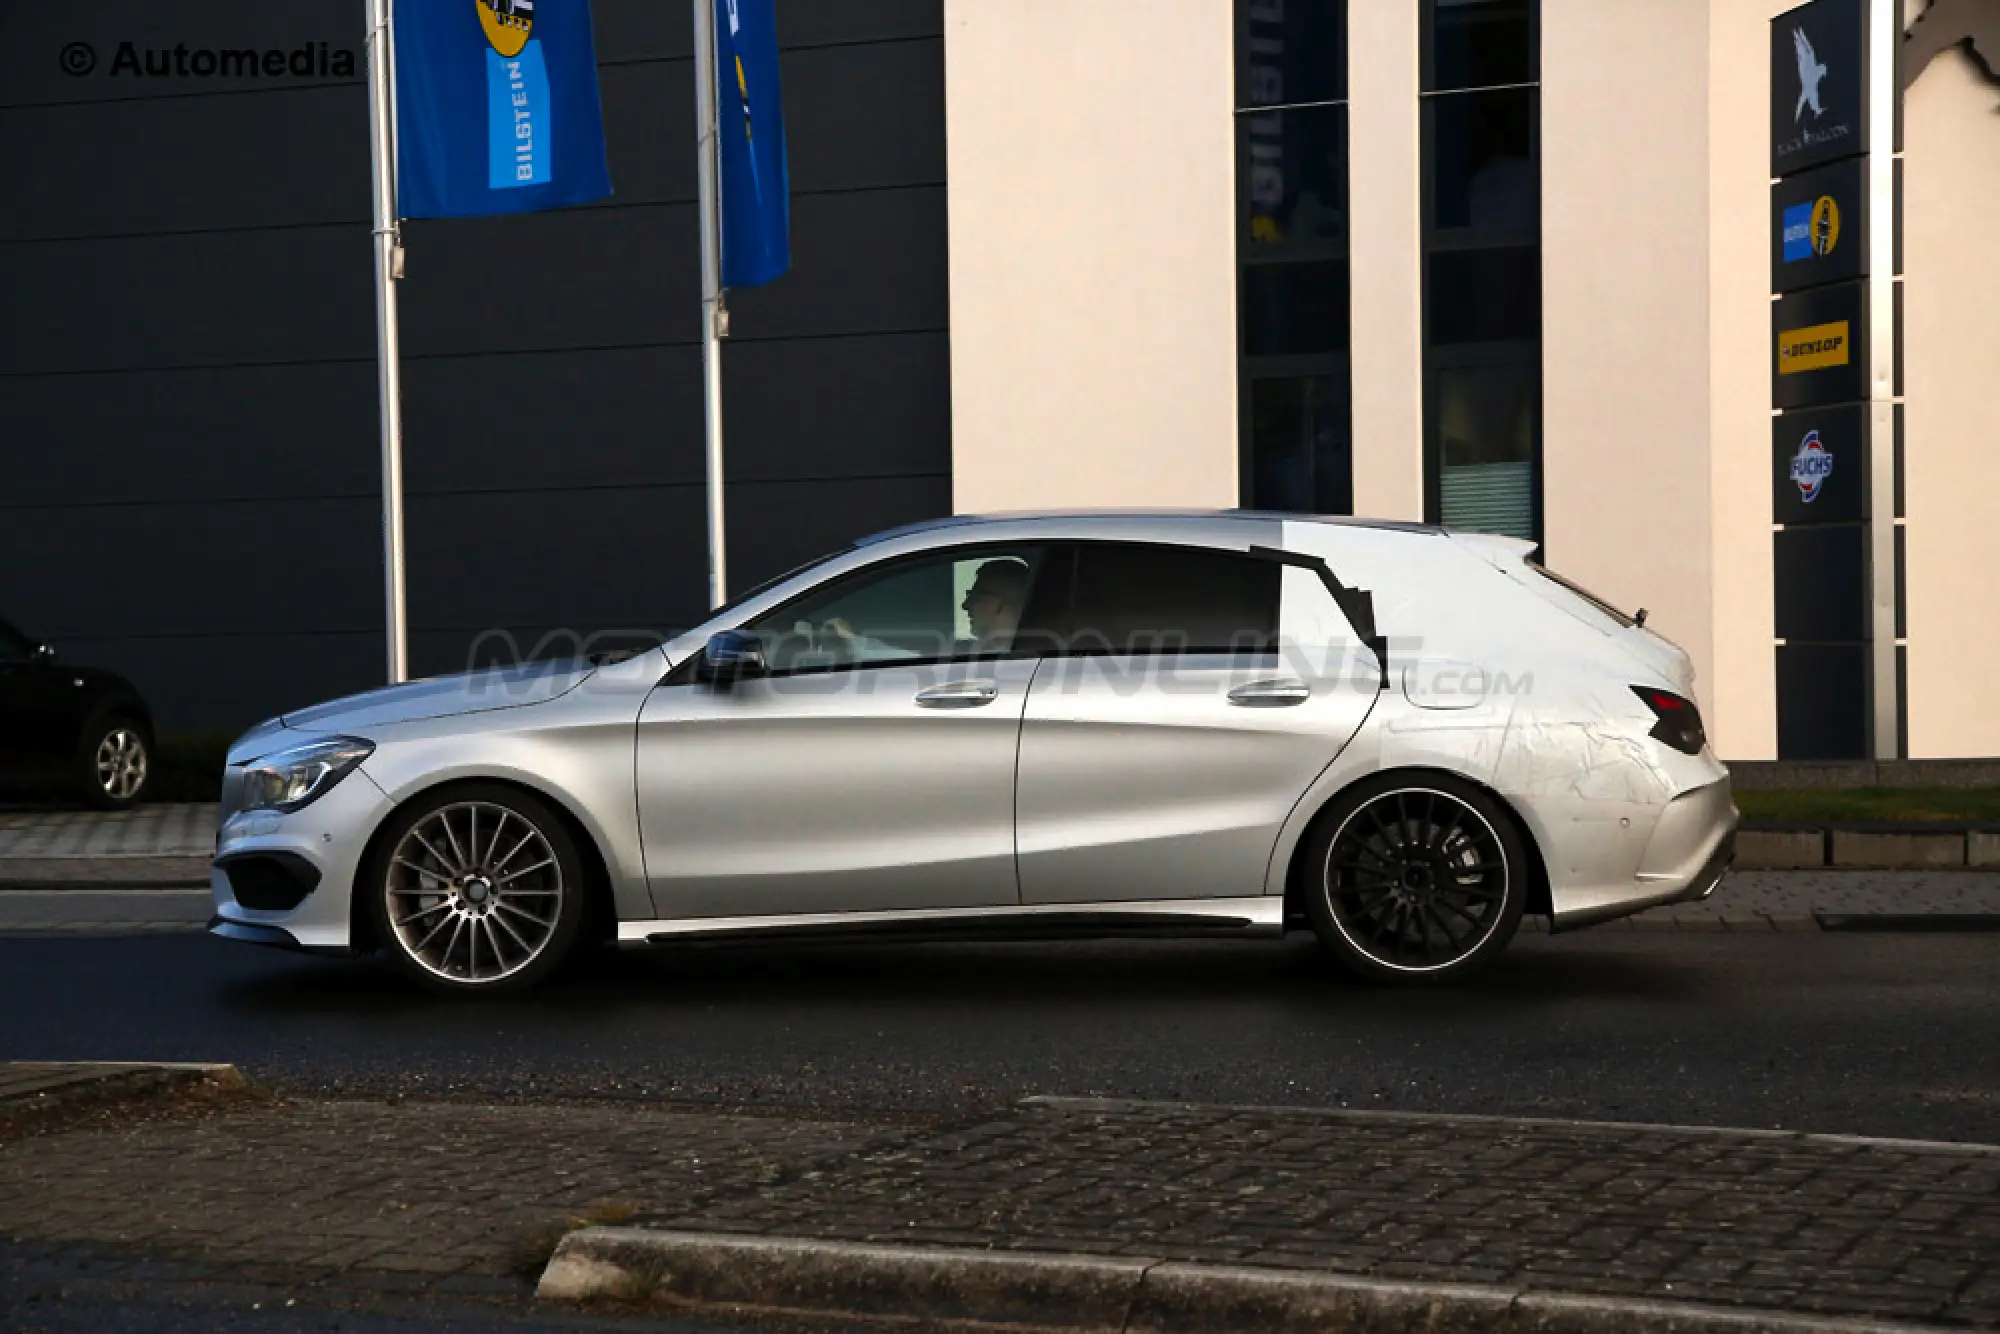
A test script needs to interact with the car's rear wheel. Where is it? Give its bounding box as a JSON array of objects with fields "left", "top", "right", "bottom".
[
  {"left": 366, "top": 784, "right": 584, "bottom": 996},
  {"left": 1303, "top": 773, "right": 1526, "bottom": 984},
  {"left": 79, "top": 716, "right": 150, "bottom": 810}
]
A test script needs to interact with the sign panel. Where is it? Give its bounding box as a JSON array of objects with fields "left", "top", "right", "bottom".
[
  {"left": 1771, "top": 157, "right": 1866, "bottom": 292},
  {"left": 1773, "top": 279, "right": 1868, "bottom": 409},
  {"left": 1776, "top": 643, "right": 1868, "bottom": 759},
  {"left": 1772, "top": 404, "right": 1868, "bottom": 525},
  {"left": 1773, "top": 523, "right": 1867, "bottom": 642},
  {"left": 1769, "top": 0, "right": 1867, "bottom": 178}
]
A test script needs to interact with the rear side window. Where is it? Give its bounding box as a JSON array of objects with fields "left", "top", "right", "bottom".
[{"left": 1051, "top": 544, "right": 1280, "bottom": 654}]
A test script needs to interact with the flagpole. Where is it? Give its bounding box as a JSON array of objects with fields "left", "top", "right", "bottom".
[
  {"left": 366, "top": 0, "right": 410, "bottom": 682},
  {"left": 693, "top": 0, "right": 728, "bottom": 607}
]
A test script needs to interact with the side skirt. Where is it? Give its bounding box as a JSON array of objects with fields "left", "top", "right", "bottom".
[{"left": 618, "top": 897, "right": 1285, "bottom": 948}]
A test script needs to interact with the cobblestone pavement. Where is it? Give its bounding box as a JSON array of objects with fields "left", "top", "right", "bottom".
[
  {"left": 4, "top": 1094, "right": 1998, "bottom": 1328},
  {"left": 0, "top": 804, "right": 216, "bottom": 858},
  {"left": 662, "top": 1098, "right": 2000, "bottom": 1327}
]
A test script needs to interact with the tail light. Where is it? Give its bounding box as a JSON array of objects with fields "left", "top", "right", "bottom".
[{"left": 1632, "top": 686, "right": 1707, "bottom": 755}]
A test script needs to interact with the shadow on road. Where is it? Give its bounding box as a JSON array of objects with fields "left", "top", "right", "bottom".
[{"left": 211, "top": 932, "right": 1706, "bottom": 1019}]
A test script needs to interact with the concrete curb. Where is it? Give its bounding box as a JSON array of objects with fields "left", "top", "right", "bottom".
[
  {"left": 0, "top": 1061, "right": 243, "bottom": 1121},
  {"left": 536, "top": 1228, "right": 1934, "bottom": 1334}
]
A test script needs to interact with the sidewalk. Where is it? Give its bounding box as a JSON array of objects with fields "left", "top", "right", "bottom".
[
  {"left": 0, "top": 804, "right": 213, "bottom": 886},
  {"left": 2, "top": 1070, "right": 1995, "bottom": 1329}
]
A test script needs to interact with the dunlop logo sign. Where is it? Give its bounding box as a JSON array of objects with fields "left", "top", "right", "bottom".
[{"left": 1777, "top": 319, "right": 1851, "bottom": 373}]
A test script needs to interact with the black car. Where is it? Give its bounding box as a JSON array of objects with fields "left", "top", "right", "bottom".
[{"left": 0, "top": 616, "right": 154, "bottom": 809}]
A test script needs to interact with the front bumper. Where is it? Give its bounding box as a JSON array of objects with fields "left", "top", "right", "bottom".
[{"left": 207, "top": 763, "right": 391, "bottom": 953}]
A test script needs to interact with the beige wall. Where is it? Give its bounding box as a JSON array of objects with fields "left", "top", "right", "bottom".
[
  {"left": 1346, "top": 0, "right": 1425, "bottom": 520},
  {"left": 1704, "top": 0, "right": 1788, "bottom": 760},
  {"left": 1540, "top": 1, "right": 1727, "bottom": 732},
  {"left": 1902, "top": 49, "right": 2000, "bottom": 756},
  {"left": 943, "top": 0, "right": 1238, "bottom": 513}
]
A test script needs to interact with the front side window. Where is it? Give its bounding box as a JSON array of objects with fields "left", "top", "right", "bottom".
[{"left": 745, "top": 547, "right": 1049, "bottom": 673}]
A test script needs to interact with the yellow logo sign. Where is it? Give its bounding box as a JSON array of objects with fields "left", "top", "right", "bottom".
[
  {"left": 477, "top": 0, "right": 534, "bottom": 58},
  {"left": 1810, "top": 195, "right": 1841, "bottom": 256},
  {"left": 1778, "top": 320, "right": 1850, "bottom": 373}
]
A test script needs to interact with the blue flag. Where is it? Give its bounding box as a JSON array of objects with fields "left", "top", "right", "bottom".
[
  {"left": 714, "top": 0, "right": 791, "bottom": 287},
  {"left": 395, "top": 1, "right": 613, "bottom": 219}
]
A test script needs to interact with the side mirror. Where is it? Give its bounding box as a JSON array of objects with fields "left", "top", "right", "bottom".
[
  {"left": 698, "top": 629, "right": 765, "bottom": 683},
  {"left": 34, "top": 643, "right": 56, "bottom": 663}
]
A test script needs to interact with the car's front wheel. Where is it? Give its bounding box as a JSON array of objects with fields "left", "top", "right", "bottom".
[
  {"left": 1303, "top": 773, "right": 1527, "bottom": 984},
  {"left": 79, "top": 716, "right": 150, "bottom": 810},
  {"left": 366, "top": 784, "right": 585, "bottom": 996}
]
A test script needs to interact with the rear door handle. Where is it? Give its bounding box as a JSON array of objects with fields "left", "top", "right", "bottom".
[
  {"left": 1227, "top": 678, "right": 1311, "bottom": 707},
  {"left": 914, "top": 679, "right": 1000, "bottom": 709}
]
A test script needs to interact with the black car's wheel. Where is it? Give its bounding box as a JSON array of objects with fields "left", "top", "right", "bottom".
[
  {"left": 364, "top": 783, "right": 585, "bottom": 996},
  {"left": 1303, "top": 773, "right": 1527, "bottom": 984},
  {"left": 78, "top": 715, "right": 150, "bottom": 810}
]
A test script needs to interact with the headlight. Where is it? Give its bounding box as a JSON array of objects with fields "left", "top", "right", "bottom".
[{"left": 240, "top": 737, "right": 375, "bottom": 813}]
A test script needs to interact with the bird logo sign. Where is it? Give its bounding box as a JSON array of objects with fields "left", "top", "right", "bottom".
[{"left": 1794, "top": 27, "right": 1827, "bottom": 122}]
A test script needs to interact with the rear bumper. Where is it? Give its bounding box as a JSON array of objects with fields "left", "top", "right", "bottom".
[{"left": 1550, "top": 777, "right": 1738, "bottom": 931}]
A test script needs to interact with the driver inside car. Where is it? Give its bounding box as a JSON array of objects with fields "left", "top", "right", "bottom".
[{"left": 816, "top": 556, "right": 1031, "bottom": 662}]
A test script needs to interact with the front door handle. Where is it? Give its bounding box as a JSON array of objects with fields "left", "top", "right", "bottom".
[
  {"left": 1227, "top": 678, "right": 1311, "bottom": 707},
  {"left": 914, "top": 679, "right": 999, "bottom": 709}
]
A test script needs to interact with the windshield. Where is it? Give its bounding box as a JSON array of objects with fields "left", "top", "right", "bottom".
[
  {"left": 1528, "top": 563, "right": 1638, "bottom": 628},
  {"left": 698, "top": 549, "right": 849, "bottom": 630}
]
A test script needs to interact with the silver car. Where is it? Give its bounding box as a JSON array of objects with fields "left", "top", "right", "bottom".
[{"left": 209, "top": 512, "right": 1736, "bottom": 995}]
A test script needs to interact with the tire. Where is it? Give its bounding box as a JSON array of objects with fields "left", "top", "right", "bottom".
[
  {"left": 78, "top": 715, "right": 151, "bottom": 810},
  {"left": 364, "top": 783, "right": 586, "bottom": 996},
  {"left": 1302, "top": 772, "right": 1527, "bottom": 985}
]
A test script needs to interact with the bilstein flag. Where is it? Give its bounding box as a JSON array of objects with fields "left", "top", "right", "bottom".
[
  {"left": 714, "top": 0, "right": 791, "bottom": 287},
  {"left": 395, "top": 1, "right": 613, "bottom": 218}
]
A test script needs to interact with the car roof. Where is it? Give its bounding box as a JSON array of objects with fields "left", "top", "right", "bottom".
[{"left": 854, "top": 509, "right": 1444, "bottom": 547}]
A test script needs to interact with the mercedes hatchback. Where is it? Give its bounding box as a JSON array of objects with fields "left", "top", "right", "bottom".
[{"left": 209, "top": 511, "right": 1735, "bottom": 994}]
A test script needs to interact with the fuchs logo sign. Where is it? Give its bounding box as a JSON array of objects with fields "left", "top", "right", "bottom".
[{"left": 1790, "top": 430, "right": 1835, "bottom": 502}]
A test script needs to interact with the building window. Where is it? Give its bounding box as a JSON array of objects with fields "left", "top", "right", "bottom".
[
  {"left": 1421, "top": 0, "right": 1540, "bottom": 547},
  {"left": 1236, "top": 0, "right": 1351, "bottom": 516}
]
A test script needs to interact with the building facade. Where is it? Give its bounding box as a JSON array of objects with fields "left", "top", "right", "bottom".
[{"left": 3, "top": 0, "right": 1996, "bottom": 759}]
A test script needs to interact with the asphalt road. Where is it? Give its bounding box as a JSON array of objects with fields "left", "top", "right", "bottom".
[{"left": 3, "top": 926, "right": 1998, "bottom": 1143}]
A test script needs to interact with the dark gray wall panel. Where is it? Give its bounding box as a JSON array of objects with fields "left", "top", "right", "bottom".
[
  {"left": 0, "top": 6, "right": 361, "bottom": 109},
  {"left": 400, "top": 347, "right": 703, "bottom": 494},
  {"left": 591, "top": 38, "right": 944, "bottom": 207},
  {"left": 1, "top": 0, "right": 949, "bottom": 732},
  {"left": 0, "top": 362, "right": 379, "bottom": 507},
  {"left": 0, "top": 87, "right": 369, "bottom": 241},
  {"left": 593, "top": 0, "right": 942, "bottom": 64},
  {"left": 0, "top": 498, "right": 382, "bottom": 639},
  {"left": 43, "top": 632, "right": 385, "bottom": 740},
  {"left": 398, "top": 185, "right": 945, "bottom": 357},
  {"left": 403, "top": 487, "right": 711, "bottom": 635},
  {"left": 726, "top": 187, "right": 950, "bottom": 340},
  {"left": 722, "top": 334, "right": 951, "bottom": 482},
  {"left": 0, "top": 228, "right": 373, "bottom": 375},
  {"left": 398, "top": 333, "right": 948, "bottom": 495},
  {"left": 726, "top": 475, "right": 953, "bottom": 592}
]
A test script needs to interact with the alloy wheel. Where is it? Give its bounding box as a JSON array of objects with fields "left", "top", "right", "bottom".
[
  {"left": 1321, "top": 787, "right": 1511, "bottom": 974},
  {"left": 383, "top": 800, "right": 564, "bottom": 985},
  {"left": 94, "top": 728, "right": 148, "bottom": 801}
]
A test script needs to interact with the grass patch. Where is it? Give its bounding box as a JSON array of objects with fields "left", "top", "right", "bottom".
[{"left": 1737, "top": 786, "right": 2000, "bottom": 825}]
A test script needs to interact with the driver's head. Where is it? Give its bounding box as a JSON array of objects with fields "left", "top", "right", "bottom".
[{"left": 963, "top": 559, "right": 1030, "bottom": 644}]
